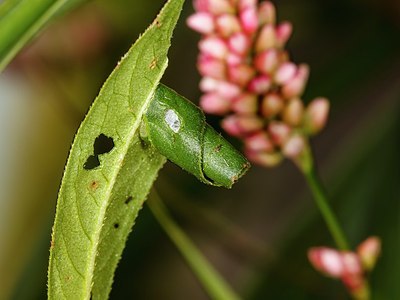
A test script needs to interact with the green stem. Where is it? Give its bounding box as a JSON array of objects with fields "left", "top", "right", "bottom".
[
  {"left": 298, "top": 146, "right": 350, "bottom": 250},
  {"left": 148, "top": 190, "right": 241, "bottom": 300}
]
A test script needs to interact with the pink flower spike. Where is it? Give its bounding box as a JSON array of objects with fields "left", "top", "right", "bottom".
[
  {"left": 228, "top": 64, "right": 255, "bottom": 87},
  {"left": 248, "top": 75, "right": 271, "bottom": 94},
  {"left": 187, "top": 13, "right": 215, "bottom": 34},
  {"left": 216, "top": 81, "right": 241, "bottom": 99},
  {"left": 283, "top": 97, "right": 304, "bottom": 126},
  {"left": 357, "top": 236, "right": 381, "bottom": 272},
  {"left": 305, "top": 97, "right": 330, "bottom": 134},
  {"left": 275, "top": 62, "right": 297, "bottom": 85},
  {"left": 232, "top": 93, "right": 258, "bottom": 114},
  {"left": 308, "top": 247, "right": 344, "bottom": 278},
  {"left": 199, "top": 36, "right": 228, "bottom": 59},
  {"left": 199, "top": 76, "right": 219, "bottom": 92},
  {"left": 240, "top": 6, "right": 259, "bottom": 34},
  {"left": 198, "top": 55, "right": 226, "bottom": 80},
  {"left": 255, "top": 24, "right": 276, "bottom": 53},
  {"left": 258, "top": 1, "right": 276, "bottom": 25},
  {"left": 216, "top": 14, "right": 241, "bottom": 37},
  {"left": 245, "top": 149, "right": 282, "bottom": 167},
  {"left": 200, "top": 93, "right": 231, "bottom": 115},
  {"left": 276, "top": 21, "right": 293, "bottom": 47},
  {"left": 228, "top": 32, "right": 250, "bottom": 56},
  {"left": 254, "top": 49, "right": 279, "bottom": 74},
  {"left": 282, "top": 134, "right": 305, "bottom": 158},
  {"left": 282, "top": 64, "right": 309, "bottom": 98},
  {"left": 245, "top": 131, "right": 274, "bottom": 152},
  {"left": 261, "top": 93, "right": 284, "bottom": 117}
]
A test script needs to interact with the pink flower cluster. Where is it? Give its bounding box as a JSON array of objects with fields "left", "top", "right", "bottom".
[
  {"left": 308, "top": 237, "right": 381, "bottom": 298},
  {"left": 187, "top": 0, "right": 330, "bottom": 166}
]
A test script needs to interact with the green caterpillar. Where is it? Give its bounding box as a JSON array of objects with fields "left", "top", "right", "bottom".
[{"left": 142, "top": 84, "right": 250, "bottom": 188}]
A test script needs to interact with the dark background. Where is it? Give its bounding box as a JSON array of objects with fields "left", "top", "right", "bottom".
[{"left": 0, "top": 0, "right": 399, "bottom": 299}]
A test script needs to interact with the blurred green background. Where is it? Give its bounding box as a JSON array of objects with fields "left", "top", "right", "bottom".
[{"left": 0, "top": 0, "right": 399, "bottom": 299}]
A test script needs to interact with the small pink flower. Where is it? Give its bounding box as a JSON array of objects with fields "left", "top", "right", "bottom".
[
  {"left": 245, "top": 149, "right": 282, "bottom": 167},
  {"left": 240, "top": 7, "right": 259, "bottom": 34},
  {"left": 274, "top": 62, "right": 297, "bottom": 85},
  {"left": 258, "top": 1, "right": 276, "bottom": 25},
  {"left": 200, "top": 93, "right": 231, "bottom": 115},
  {"left": 248, "top": 75, "right": 271, "bottom": 94},
  {"left": 305, "top": 97, "right": 330, "bottom": 134},
  {"left": 255, "top": 24, "right": 276, "bottom": 52},
  {"left": 282, "top": 134, "right": 305, "bottom": 158},
  {"left": 228, "top": 64, "right": 255, "bottom": 87},
  {"left": 276, "top": 21, "right": 293, "bottom": 47},
  {"left": 231, "top": 93, "right": 258, "bottom": 114},
  {"left": 199, "top": 36, "right": 228, "bottom": 59},
  {"left": 216, "top": 14, "right": 241, "bottom": 37},
  {"left": 282, "top": 97, "right": 304, "bottom": 126},
  {"left": 281, "top": 64, "right": 309, "bottom": 98},
  {"left": 261, "top": 93, "right": 284, "bottom": 117},
  {"left": 245, "top": 131, "right": 274, "bottom": 152},
  {"left": 186, "top": 12, "right": 215, "bottom": 34},
  {"left": 268, "top": 121, "right": 291, "bottom": 145},
  {"left": 228, "top": 32, "right": 251, "bottom": 56},
  {"left": 198, "top": 55, "right": 226, "bottom": 79},
  {"left": 357, "top": 236, "right": 381, "bottom": 272},
  {"left": 254, "top": 49, "right": 279, "bottom": 74}
]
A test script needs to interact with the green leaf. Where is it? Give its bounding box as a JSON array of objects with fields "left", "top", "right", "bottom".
[
  {"left": 0, "top": 0, "right": 85, "bottom": 72},
  {"left": 47, "top": 0, "right": 184, "bottom": 299}
]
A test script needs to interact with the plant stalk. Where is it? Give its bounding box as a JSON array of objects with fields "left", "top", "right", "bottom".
[
  {"left": 297, "top": 146, "right": 350, "bottom": 250},
  {"left": 148, "top": 190, "right": 241, "bottom": 300}
]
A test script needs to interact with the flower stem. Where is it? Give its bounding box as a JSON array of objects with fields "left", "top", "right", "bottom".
[
  {"left": 148, "top": 189, "right": 241, "bottom": 300},
  {"left": 297, "top": 146, "right": 350, "bottom": 250}
]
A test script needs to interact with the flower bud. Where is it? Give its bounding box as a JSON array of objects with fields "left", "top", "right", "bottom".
[
  {"left": 255, "top": 24, "right": 276, "bottom": 52},
  {"left": 268, "top": 121, "right": 291, "bottom": 146},
  {"left": 228, "top": 64, "right": 255, "bottom": 87},
  {"left": 216, "top": 81, "right": 241, "bottom": 99},
  {"left": 245, "top": 148, "right": 282, "bottom": 167},
  {"left": 216, "top": 14, "right": 241, "bottom": 37},
  {"left": 276, "top": 21, "right": 292, "bottom": 47},
  {"left": 304, "top": 97, "right": 330, "bottom": 134},
  {"left": 199, "top": 76, "right": 219, "bottom": 92},
  {"left": 198, "top": 55, "right": 226, "bottom": 80},
  {"left": 261, "top": 93, "right": 284, "bottom": 117},
  {"left": 254, "top": 49, "right": 279, "bottom": 74},
  {"left": 274, "top": 62, "right": 297, "bottom": 85},
  {"left": 258, "top": 1, "right": 276, "bottom": 25},
  {"left": 282, "top": 134, "right": 305, "bottom": 158},
  {"left": 232, "top": 93, "right": 258, "bottom": 114},
  {"left": 282, "top": 64, "right": 309, "bottom": 98},
  {"left": 228, "top": 32, "right": 251, "bottom": 56},
  {"left": 222, "top": 115, "right": 264, "bottom": 137},
  {"left": 187, "top": 12, "right": 215, "bottom": 34},
  {"left": 283, "top": 97, "right": 304, "bottom": 126},
  {"left": 357, "top": 236, "right": 381, "bottom": 272},
  {"left": 199, "top": 36, "right": 228, "bottom": 59},
  {"left": 240, "top": 6, "right": 259, "bottom": 34},
  {"left": 308, "top": 247, "right": 344, "bottom": 278},
  {"left": 248, "top": 75, "right": 271, "bottom": 94},
  {"left": 194, "top": 0, "right": 234, "bottom": 15},
  {"left": 200, "top": 93, "right": 231, "bottom": 115},
  {"left": 245, "top": 131, "right": 274, "bottom": 152}
]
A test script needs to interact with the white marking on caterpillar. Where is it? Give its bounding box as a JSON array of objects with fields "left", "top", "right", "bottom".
[{"left": 165, "top": 109, "right": 180, "bottom": 133}]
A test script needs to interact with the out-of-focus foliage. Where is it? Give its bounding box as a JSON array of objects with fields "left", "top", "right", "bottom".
[{"left": 0, "top": 0, "right": 399, "bottom": 299}]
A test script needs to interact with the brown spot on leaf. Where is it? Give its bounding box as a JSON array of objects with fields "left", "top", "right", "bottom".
[
  {"left": 214, "top": 144, "right": 222, "bottom": 152},
  {"left": 125, "top": 196, "right": 133, "bottom": 204},
  {"left": 90, "top": 180, "right": 99, "bottom": 191},
  {"left": 149, "top": 58, "right": 157, "bottom": 70},
  {"left": 50, "top": 238, "right": 55, "bottom": 250}
]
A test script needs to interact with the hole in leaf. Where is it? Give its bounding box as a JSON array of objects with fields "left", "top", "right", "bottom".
[
  {"left": 84, "top": 155, "right": 100, "bottom": 170},
  {"left": 114, "top": 223, "right": 119, "bottom": 229},
  {"left": 93, "top": 134, "right": 114, "bottom": 155},
  {"left": 125, "top": 196, "right": 133, "bottom": 204}
]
